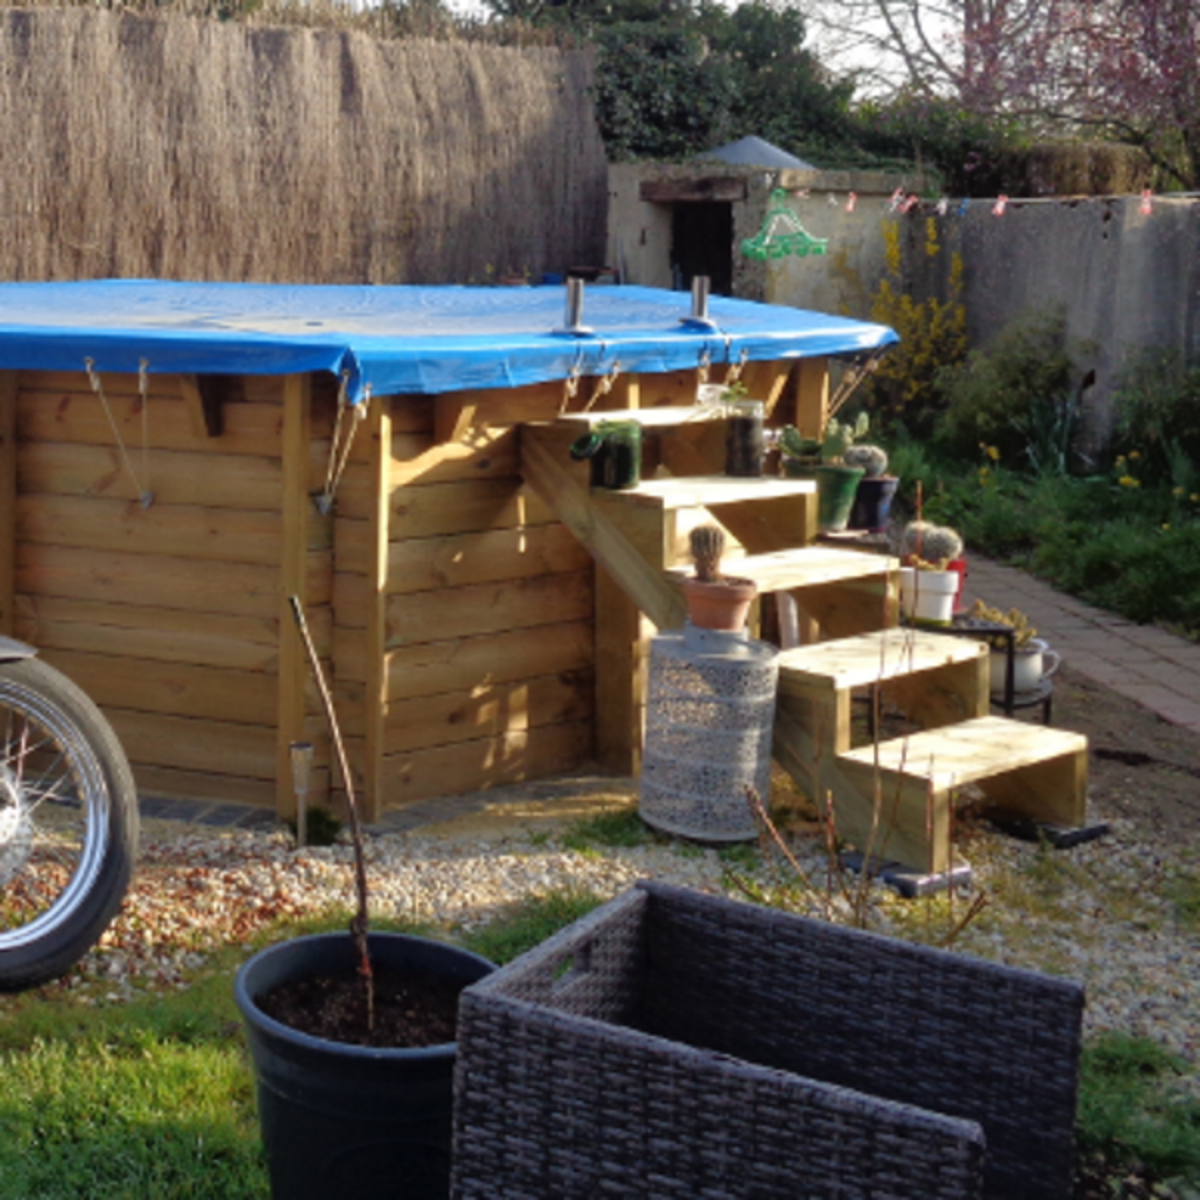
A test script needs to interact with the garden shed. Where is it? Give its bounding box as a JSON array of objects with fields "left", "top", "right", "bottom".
[{"left": 0, "top": 278, "right": 904, "bottom": 823}]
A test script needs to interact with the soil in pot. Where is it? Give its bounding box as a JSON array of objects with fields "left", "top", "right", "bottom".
[{"left": 256, "top": 962, "right": 464, "bottom": 1048}]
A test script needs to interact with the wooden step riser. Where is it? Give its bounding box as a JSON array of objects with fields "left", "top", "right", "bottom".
[
  {"left": 776, "top": 704, "right": 1088, "bottom": 875},
  {"left": 778, "top": 660, "right": 988, "bottom": 752},
  {"left": 773, "top": 704, "right": 951, "bottom": 874}
]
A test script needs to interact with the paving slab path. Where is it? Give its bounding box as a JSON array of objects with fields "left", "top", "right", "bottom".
[{"left": 964, "top": 555, "right": 1200, "bottom": 735}]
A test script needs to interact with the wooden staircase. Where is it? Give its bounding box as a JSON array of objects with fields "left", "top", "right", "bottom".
[{"left": 521, "top": 408, "right": 1088, "bottom": 880}]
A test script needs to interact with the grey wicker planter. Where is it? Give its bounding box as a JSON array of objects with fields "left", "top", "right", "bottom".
[{"left": 452, "top": 881, "right": 1084, "bottom": 1200}]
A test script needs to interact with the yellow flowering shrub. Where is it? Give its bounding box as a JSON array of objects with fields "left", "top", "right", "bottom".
[{"left": 867, "top": 220, "right": 967, "bottom": 437}]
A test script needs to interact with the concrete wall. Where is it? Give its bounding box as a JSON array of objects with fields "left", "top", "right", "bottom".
[
  {"left": 609, "top": 165, "right": 1200, "bottom": 454},
  {"left": 940, "top": 195, "right": 1200, "bottom": 450},
  {"left": 606, "top": 162, "right": 924, "bottom": 316}
]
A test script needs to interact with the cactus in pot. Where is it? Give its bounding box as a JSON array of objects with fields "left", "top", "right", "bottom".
[
  {"left": 681, "top": 524, "right": 757, "bottom": 632},
  {"left": 843, "top": 444, "right": 889, "bottom": 478},
  {"left": 689, "top": 523, "right": 726, "bottom": 583},
  {"left": 901, "top": 520, "right": 963, "bottom": 569}
]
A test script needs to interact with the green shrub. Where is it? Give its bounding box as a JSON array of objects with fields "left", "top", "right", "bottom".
[
  {"left": 933, "top": 308, "right": 1088, "bottom": 468},
  {"left": 1113, "top": 349, "right": 1200, "bottom": 487}
]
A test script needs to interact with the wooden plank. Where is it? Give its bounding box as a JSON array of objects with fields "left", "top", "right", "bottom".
[
  {"left": 638, "top": 370, "right": 708, "bottom": 410},
  {"left": 41, "top": 649, "right": 280, "bottom": 726},
  {"left": 16, "top": 389, "right": 292, "bottom": 457},
  {"left": 520, "top": 424, "right": 685, "bottom": 631},
  {"left": 639, "top": 176, "right": 747, "bottom": 203},
  {"left": 27, "top": 370, "right": 288, "bottom": 405},
  {"left": 792, "top": 357, "right": 830, "bottom": 438},
  {"left": 276, "top": 374, "right": 315, "bottom": 817},
  {"left": 390, "top": 477, "right": 557, "bottom": 537},
  {"left": 378, "top": 620, "right": 594, "bottom": 701},
  {"left": 132, "top": 763, "right": 285, "bottom": 808},
  {"left": 16, "top": 494, "right": 294, "bottom": 564},
  {"left": 16, "top": 441, "right": 286, "bottom": 510},
  {"left": 0, "top": 371, "right": 16, "bottom": 635},
  {"left": 739, "top": 361, "right": 793, "bottom": 414},
  {"left": 362, "top": 392, "right": 392, "bottom": 823},
  {"left": 838, "top": 716, "right": 1088, "bottom": 789},
  {"left": 16, "top": 544, "right": 287, "bottom": 617},
  {"left": 391, "top": 427, "right": 521, "bottom": 488},
  {"left": 380, "top": 718, "right": 593, "bottom": 808},
  {"left": 12, "top": 594, "right": 314, "bottom": 670},
  {"left": 772, "top": 699, "right": 948, "bottom": 874},
  {"left": 335, "top": 482, "right": 556, "bottom": 559},
  {"left": 177, "top": 375, "right": 223, "bottom": 438},
  {"left": 385, "top": 569, "right": 593, "bottom": 648},
  {"left": 553, "top": 406, "right": 724, "bottom": 430},
  {"left": 598, "top": 474, "right": 817, "bottom": 511},
  {"left": 667, "top": 546, "right": 898, "bottom": 593},
  {"left": 778, "top": 629, "right": 987, "bottom": 693},
  {"left": 434, "top": 382, "right": 566, "bottom": 442},
  {"left": 382, "top": 671, "right": 593, "bottom": 755},
  {"left": 334, "top": 529, "right": 592, "bottom": 617},
  {"left": 382, "top": 525, "right": 592, "bottom": 599},
  {"left": 595, "top": 566, "right": 650, "bottom": 774},
  {"left": 106, "top": 707, "right": 281, "bottom": 780}
]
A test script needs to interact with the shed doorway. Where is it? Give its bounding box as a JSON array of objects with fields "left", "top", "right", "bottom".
[{"left": 671, "top": 202, "right": 733, "bottom": 295}]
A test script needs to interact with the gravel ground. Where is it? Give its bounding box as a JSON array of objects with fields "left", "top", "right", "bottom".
[{"left": 36, "top": 782, "right": 1196, "bottom": 1117}]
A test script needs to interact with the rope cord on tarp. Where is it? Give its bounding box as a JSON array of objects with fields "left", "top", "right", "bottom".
[
  {"left": 558, "top": 347, "right": 586, "bottom": 415},
  {"left": 581, "top": 348, "right": 621, "bottom": 413},
  {"left": 84, "top": 357, "right": 153, "bottom": 508},
  {"left": 723, "top": 344, "right": 749, "bottom": 387},
  {"left": 317, "top": 372, "right": 370, "bottom": 515}
]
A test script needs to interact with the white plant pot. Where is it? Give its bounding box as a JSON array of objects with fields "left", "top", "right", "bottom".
[
  {"left": 989, "top": 637, "right": 1060, "bottom": 697},
  {"left": 898, "top": 566, "right": 958, "bottom": 623}
]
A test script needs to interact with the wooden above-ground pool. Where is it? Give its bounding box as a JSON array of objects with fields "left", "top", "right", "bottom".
[{"left": 0, "top": 280, "right": 896, "bottom": 819}]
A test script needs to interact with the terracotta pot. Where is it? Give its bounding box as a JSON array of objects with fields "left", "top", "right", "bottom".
[{"left": 681, "top": 576, "right": 757, "bottom": 631}]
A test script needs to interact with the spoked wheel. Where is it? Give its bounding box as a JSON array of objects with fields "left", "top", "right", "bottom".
[{"left": 0, "top": 657, "right": 138, "bottom": 991}]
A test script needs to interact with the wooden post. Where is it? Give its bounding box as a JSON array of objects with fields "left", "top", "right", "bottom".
[
  {"left": 792, "top": 357, "right": 830, "bottom": 439},
  {"left": 0, "top": 371, "right": 15, "bottom": 637},
  {"left": 363, "top": 394, "right": 392, "bottom": 822},
  {"left": 276, "top": 374, "right": 313, "bottom": 818}
]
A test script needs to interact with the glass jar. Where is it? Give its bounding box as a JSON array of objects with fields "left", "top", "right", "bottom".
[
  {"left": 724, "top": 399, "right": 764, "bottom": 477},
  {"left": 569, "top": 420, "right": 642, "bottom": 490}
]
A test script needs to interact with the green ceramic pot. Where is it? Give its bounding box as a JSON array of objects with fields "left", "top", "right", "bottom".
[{"left": 783, "top": 460, "right": 864, "bottom": 532}]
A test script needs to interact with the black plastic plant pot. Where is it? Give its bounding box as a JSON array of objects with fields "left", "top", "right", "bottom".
[
  {"left": 235, "top": 932, "right": 495, "bottom": 1200},
  {"left": 849, "top": 475, "right": 900, "bottom": 533}
]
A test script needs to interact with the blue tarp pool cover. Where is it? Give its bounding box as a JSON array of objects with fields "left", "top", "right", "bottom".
[{"left": 0, "top": 279, "right": 897, "bottom": 404}]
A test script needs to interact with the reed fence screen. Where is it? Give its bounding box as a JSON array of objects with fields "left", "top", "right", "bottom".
[{"left": 0, "top": 6, "right": 607, "bottom": 283}]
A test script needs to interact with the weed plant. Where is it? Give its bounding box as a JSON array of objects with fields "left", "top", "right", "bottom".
[{"left": 1077, "top": 1033, "right": 1200, "bottom": 1184}]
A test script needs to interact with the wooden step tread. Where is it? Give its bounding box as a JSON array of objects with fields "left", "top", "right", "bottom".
[
  {"left": 599, "top": 474, "right": 816, "bottom": 509},
  {"left": 778, "top": 629, "right": 985, "bottom": 691},
  {"left": 553, "top": 406, "right": 724, "bottom": 429},
  {"left": 839, "top": 715, "right": 1086, "bottom": 789},
  {"left": 668, "top": 545, "right": 899, "bottom": 593}
]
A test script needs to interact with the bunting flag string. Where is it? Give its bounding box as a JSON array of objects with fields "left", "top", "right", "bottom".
[{"left": 759, "top": 177, "right": 1180, "bottom": 240}]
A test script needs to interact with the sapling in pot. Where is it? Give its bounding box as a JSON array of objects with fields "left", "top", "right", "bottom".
[{"left": 233, "top": 597, "right": 494, "bottom": 1200}]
